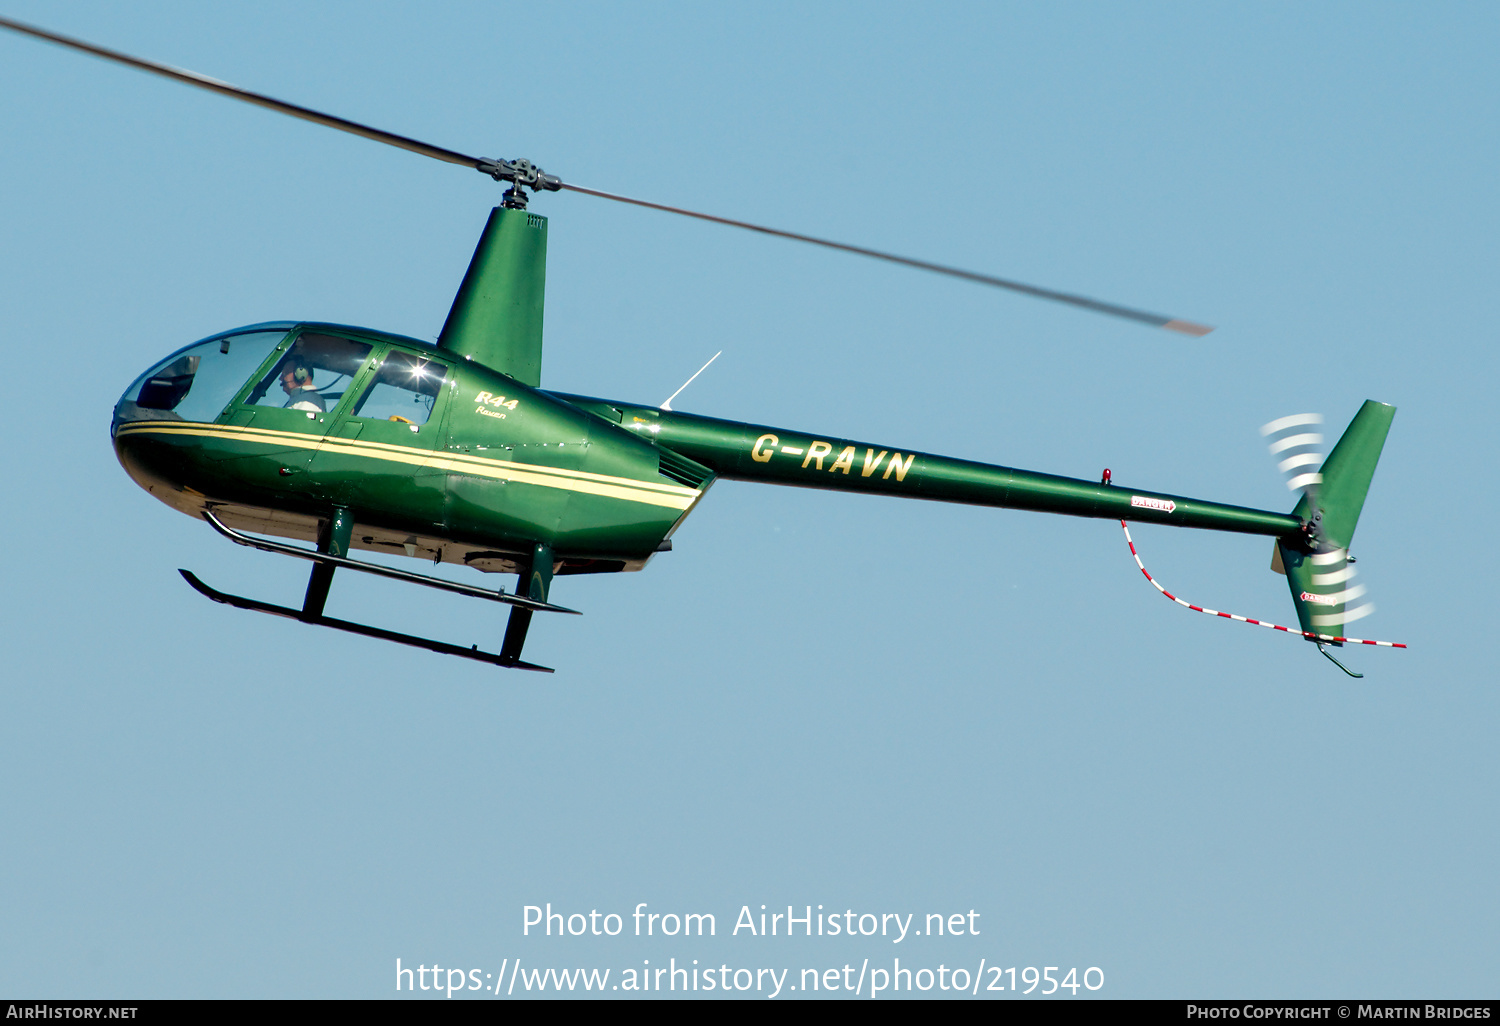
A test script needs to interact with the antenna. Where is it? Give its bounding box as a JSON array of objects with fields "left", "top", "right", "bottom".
[{"left": 660, "top": 351, "right": 722, "bottom": 412}]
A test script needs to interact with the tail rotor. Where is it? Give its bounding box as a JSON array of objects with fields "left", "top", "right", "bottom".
[
  {"left": 1263, "top": 402, "right": 1398, "bottom": 672},
  {"left": 1261, "top": 412, "right": 1325, "bottom": 504}
]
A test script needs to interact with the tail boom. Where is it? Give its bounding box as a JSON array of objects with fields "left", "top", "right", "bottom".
[{"left": 550, "top": 395, "right": 1304, "bottom": 539}]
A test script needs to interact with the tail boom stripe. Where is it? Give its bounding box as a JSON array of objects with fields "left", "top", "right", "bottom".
[{"left": 1121, "top": 521, "right": 1406, "bottom": 649}]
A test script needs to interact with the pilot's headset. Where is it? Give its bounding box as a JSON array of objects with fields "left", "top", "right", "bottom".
[{"left": 285, "top": 359, "right": 314, "bottom": 386}]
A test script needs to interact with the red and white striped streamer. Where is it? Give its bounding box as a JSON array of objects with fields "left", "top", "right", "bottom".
[{"left": 1120, "top": 521, "right": 1407, "bottom": 649}]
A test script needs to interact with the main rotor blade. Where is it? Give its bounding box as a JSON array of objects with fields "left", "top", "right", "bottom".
[
  {"left": 2, "top": 15, "right": 1214, "bottom": 336},
  {"left": 561, "top": 182, "right": 1214, "bottom": 335},
  {"left": 0, "top": 15, "right": 484, "bottom": 169}
]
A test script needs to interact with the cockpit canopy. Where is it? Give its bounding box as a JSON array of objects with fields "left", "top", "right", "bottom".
[
  {"left": 117, "top": 326, "right": 290, "bottom": 425},
  {"left": 114, "top": 323, "right": 447, "bottom": 431}
]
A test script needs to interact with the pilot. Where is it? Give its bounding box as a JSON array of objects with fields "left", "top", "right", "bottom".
[{"left": 279, "top": 360, "right": 326, "bottom": 413}]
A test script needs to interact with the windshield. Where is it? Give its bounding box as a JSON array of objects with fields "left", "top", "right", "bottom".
[{"left": 114, "top": 330, "right": 289, "bottom": 427}]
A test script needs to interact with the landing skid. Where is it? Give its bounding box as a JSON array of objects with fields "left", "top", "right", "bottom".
[
  {"left": 183, "top": 507, "right": 574, "bottom": 671},
  {"left": 180, "top": 570, "right": 553, "bottom": 671}
]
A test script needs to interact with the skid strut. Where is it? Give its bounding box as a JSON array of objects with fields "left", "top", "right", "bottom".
[
  {"left": 301, "top": 506, "right": 353, "bottom": 619},
  {"left": 180, "top": 508, "right": 577, "bottom": 671},
  {"left": 499, "top": 541, "right": 554, "bottom": 666}
]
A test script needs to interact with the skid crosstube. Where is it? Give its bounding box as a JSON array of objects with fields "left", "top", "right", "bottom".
[
  {"left": 189, "top": 508, "right": 570, "bottom": 671},
  {"left": 200, "top": 509, "right": 579, "bottom": 615},
  {"left": 179, "top": 570, "right": 554, "bottom": 672}
]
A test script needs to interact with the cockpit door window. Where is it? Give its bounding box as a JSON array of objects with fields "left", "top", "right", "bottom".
[
  {"left": 348, "top": 350, "right": 447, "bottom": 428},
  {"left": 314, "top": 348, "right": 452, "bottom": 514},
  {"left": 243, "top": 333, "right": 374, "bottom": 416}
]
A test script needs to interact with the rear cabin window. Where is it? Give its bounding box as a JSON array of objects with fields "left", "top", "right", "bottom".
[{"left": 349, "top": 350, "right": 446, "bottom": 427}]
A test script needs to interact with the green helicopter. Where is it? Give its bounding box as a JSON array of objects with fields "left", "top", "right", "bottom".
[{"left": 5, "top": 16, "right": 1400, "bottom": 675}]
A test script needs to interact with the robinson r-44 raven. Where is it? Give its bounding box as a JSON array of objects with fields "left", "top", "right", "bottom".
[{"left": 3, "top": 16, "right": 1402, "bottom": 675}]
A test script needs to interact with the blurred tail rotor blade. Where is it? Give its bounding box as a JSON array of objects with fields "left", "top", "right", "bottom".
[
  {"left": 1261, "top": 413, "right": 1325, "bottom": 502},
  {"left": 1265, "top": 412, "right": 1380, "bottom": 638}
]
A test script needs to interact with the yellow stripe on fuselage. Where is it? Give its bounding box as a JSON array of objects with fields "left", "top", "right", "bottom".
[{"left": 114, "top": 421, "right": 700, "bottom": 510}]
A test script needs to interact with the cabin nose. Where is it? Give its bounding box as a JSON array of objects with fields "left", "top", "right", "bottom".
[
  {"left": 111, "top": 326, "right": 296, "bottom": 491},
  {"left": 113, "top": 327, "right": 293, "bottom": 433}
]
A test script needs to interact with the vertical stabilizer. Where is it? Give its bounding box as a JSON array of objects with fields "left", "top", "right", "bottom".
[
  {"left": 437, "top": 206, "right": 547, "bottom": 386},
  {"left": 1294, "top": 399, "right": 1395, "bottom": 551},
  {"left": 1278, "top": 400, "right": 1395, "bottom": 640}
]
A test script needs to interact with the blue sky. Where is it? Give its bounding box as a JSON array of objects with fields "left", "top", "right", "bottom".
[{"left": 0, "top": 1, "right": 1495, "bottom": 999}]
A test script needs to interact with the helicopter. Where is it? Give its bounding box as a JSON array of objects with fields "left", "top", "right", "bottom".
[{"left": 2, "top": 16, "right": 1402, "bottom": 676}]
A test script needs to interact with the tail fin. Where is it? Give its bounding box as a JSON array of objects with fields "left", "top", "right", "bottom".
[{"left": 1276, "top": 400, "right": 1396, "bottom": 640}]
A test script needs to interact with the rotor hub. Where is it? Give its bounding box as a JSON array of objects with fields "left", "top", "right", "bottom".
[{"left": 477, "top": 157, "right": 561, "bottom": 209}]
